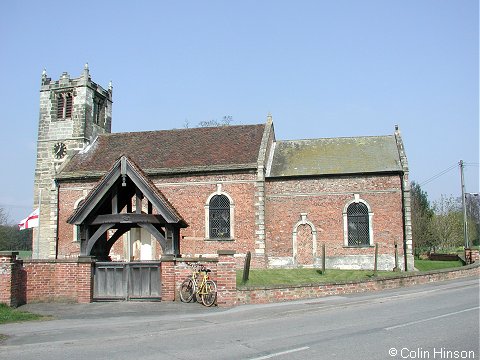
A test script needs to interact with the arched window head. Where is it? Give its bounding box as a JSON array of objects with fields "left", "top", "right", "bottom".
[
  {"left": 347, "top": 202, "right": 370, "bottom": 246},
  {"left": 209, "top": 195, "right": 231, "bottom": 239}
]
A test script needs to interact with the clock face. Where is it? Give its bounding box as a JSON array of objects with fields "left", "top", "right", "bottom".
[{"left": 53, "top": 142, "right": 67, "bottom": 159}]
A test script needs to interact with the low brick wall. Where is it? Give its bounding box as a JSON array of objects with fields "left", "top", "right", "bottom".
[
  {"left": 465, "top": 249, "right": 480, "bottom": 264},
  {"left": 0, "top": 252, "right": 93, "bottom": 306},
  {"left": 2, "top": 250, "right": 476, "bottom": 308},
  {"left": 161, "top": 251, "right": 237, "bottom": 307},
  {"left": 237, "top": 263, "right": 480, "bottom": 305},
  {"left": 0, "top": 252, "right": 25, "bottom": 307},
  {"left": 428, "top": 253, "right": 461, "bottom": 261},
  {"left": 23, "top": 258, "right": 93, "bottom": 304},
  {"left": 1, "top": 251, "right": 237, "bottom": 308}
]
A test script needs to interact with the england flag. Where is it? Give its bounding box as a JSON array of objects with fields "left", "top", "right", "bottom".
[{"left": 18, "top": 208, "right": 39, "bottom": 230}]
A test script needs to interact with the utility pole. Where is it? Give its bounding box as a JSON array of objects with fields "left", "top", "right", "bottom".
[{"left": 459, "top": 160, "right": 469, "bottom": 249}]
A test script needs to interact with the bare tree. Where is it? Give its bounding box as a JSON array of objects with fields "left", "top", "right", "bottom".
[
  {"left": 0, "top": 207, "right": 9, "bottom": 225},
  {"left": 198, "top": 115, "right": 233, "bottom": 128},
  {"left": 431, "top": 195, "right": 463, "bottom": 250}
]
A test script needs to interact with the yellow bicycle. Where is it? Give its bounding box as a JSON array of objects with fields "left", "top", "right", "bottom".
[{"left": 179, "top": 264, "right": 217, "bottom": 307}]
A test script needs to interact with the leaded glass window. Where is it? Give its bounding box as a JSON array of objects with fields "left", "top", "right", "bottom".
[
  {"left": 347, "top": 202, "right": 370, "bottom": 246},
  {"left": 209, "top": 195, "right": 230, "bottom": 239}
]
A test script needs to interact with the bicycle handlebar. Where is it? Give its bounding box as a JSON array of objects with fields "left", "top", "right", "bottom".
[{"left": 185, "top": 262, "right": 211, "bottom": 273}]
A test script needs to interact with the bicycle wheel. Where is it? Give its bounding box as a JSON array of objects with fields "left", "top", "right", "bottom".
[
  {"left": 179, "top": 277, "right": 196, "bottom": 303},
  {"left": 200, "top": 280, "right": 217, "bottom": 307}
]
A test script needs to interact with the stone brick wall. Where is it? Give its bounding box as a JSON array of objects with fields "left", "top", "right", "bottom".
[
  {"left": 33, "top": 68, "right": 112, "bottom": 260},
  {"left": 265, "top": 174, "right": 407, "bottom": 270},
  {"left": 237, "top": 263, "right": 480, "bottom": 305}
]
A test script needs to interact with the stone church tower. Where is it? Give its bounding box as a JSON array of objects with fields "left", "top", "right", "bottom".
[{"left": 33, "top": 65, "right": 112, "bottom": 258}]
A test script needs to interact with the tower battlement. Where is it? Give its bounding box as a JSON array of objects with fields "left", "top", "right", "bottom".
[{"left": 33, "top": 65, "right": 113, "bottom": 259}]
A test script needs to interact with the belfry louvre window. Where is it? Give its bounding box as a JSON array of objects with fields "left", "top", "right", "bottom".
[
  {"left": 56, "top": 92, "right": 73, "bottom": 119},
  {"left": 93, "top": 97, "right": 105, "bottom": 126},
  {"left": 209, "top": 195, "right": 230, "bottom": 239},
  {"left": 347, "top": 202, "right": 370, "bottom": 246}
]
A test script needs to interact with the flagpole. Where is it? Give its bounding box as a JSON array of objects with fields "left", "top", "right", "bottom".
[{"left": 35, "top": 188, "right": 41, "bottom": 259}]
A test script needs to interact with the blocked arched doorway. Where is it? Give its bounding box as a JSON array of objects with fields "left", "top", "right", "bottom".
[{"left": 292, "top": 213, "right": 318, "bottom": 267}]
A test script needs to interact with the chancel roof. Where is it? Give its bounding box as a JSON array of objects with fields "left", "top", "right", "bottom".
[
  {"left": 268, "top": 135, "right": 404, "bottom": 178},
  {"left": 59, "top": 124, "right": 265, "bottom": 179}
]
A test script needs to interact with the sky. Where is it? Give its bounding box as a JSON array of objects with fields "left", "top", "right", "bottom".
[{"left": 0, "top": 0, "right": 478, "bottom": 223}]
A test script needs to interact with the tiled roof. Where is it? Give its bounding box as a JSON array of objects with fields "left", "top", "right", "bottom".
[
  {"left": 59, "top": 124, "right": 265, "bottom": 179},
  {"left": 268, "top": 135, "right": 403, "bottom": 177}
]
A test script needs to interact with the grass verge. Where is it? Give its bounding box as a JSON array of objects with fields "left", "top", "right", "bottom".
[
  {"left": 0, "top": 304, "right": 45, "bottom": 324},
  {"left": 237, "top": 268, "right": 401, "bottom": 287},
  {"left": 414, "top": 259, "right": 464, "bottom": 272},
  {"left": 237, "top": 259, "right": 466, "bottom": 287}
]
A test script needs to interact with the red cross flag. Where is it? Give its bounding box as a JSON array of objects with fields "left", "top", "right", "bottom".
[{"left": 18, "top": 208, "right": 39, "bottom": 230}]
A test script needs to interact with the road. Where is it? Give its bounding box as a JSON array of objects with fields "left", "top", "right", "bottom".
[{"left": 1, "top": 276, "right": 479, "bottom": 360}]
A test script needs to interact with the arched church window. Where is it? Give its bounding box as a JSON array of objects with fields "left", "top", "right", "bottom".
[
  {"left": 209, "top": 195, "right": 231, "bottom": 239},
  {"left": 347, "top": 202, "right": 370, "bottom": 246}
]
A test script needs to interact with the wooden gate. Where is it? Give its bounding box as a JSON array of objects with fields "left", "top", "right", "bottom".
[{"left": 93, "top": 261, "right": 161, "bottom": 301}]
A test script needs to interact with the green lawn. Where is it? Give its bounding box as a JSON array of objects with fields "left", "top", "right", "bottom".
[
  {"left": 237, "top": 268, "right": 401, "bottom": 287},
  {"left": 0, "top": 304, "right": 45, "bottom": 324},
  {"left": 238, "top": 259, "right": 466, "bottom": 287},
  {"left": 414, "top": 259, "right": 464, "bottom": 272}
]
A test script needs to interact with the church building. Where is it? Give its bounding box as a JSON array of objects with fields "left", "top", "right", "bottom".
[{"left": 32, "top": 67, "right": 414, "bottom": 270}]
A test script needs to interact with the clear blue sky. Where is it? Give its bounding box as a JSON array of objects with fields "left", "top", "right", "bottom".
[{"left": 0, "top": 0, "right": 478, "bottom": 223}]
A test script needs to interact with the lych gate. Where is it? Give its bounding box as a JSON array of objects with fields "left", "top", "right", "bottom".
[
  {"left": 67, "top": 156, "right": 188, "bottom": 300},
  {"left": 68, "top": 156, "right": 187, "bottom": 259}
]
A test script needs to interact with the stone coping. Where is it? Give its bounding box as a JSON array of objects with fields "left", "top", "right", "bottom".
[
  {"left": 22, "top": 258, "right": 94, "bottom": 264},
  {"left": 161, "top": 256, "right": 219, "bottom": 263},
  {"left": 0, "top": 251, "right": 19, "bottom": 256}
]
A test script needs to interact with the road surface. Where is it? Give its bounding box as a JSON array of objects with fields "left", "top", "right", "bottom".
[{"left": 1, "top": 276, "right": 479, "bottom": 359}]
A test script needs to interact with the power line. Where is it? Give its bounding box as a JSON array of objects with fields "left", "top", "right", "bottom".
[{"left": 419, "top": 163, "right": 458, "bottom": 187}]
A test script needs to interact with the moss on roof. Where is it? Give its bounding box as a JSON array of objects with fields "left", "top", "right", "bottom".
[{"left": 268, "top": 135, "right": 402, "bottom": 177}]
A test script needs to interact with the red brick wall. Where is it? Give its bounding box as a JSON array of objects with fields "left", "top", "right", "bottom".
[
  {"left": 237, "top": 263, "right": 480, "bottom": 305},
  {"left": 160, "top": 254, "right": 234, "bottom": 307},
  {"left": 56, "top": 170, "right": 406, "bottom": 271},
  {"left": 154, "top": 173, "right": 257, "bottom": 257},
  {"left": 0, "top": 254, "right": 93, "bottom": 306},
  {"left": 56, "top": 173, "right": 258, "bottom": 263},
  {"left": 0, "top": 253, "right": 19, "bottom": 306},
  {"left": 216, "top": 251, "right": 237, "bottom": 307},
  {"left": 265, "top": 174, "right": 405, "bottom": 268},
  {"left": 57, "top": 182, "right": 96, "bottom": 258},
  {"left": 23, "top": 259, "right": 92, "bottom": 303}
]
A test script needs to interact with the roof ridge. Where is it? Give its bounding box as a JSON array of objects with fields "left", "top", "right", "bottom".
[
  {"left": 277, "top": 134, "right": 394, "bottom": 142},
  {"left": 102, "top": 123, "right": 265, "bottom": 137}
]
